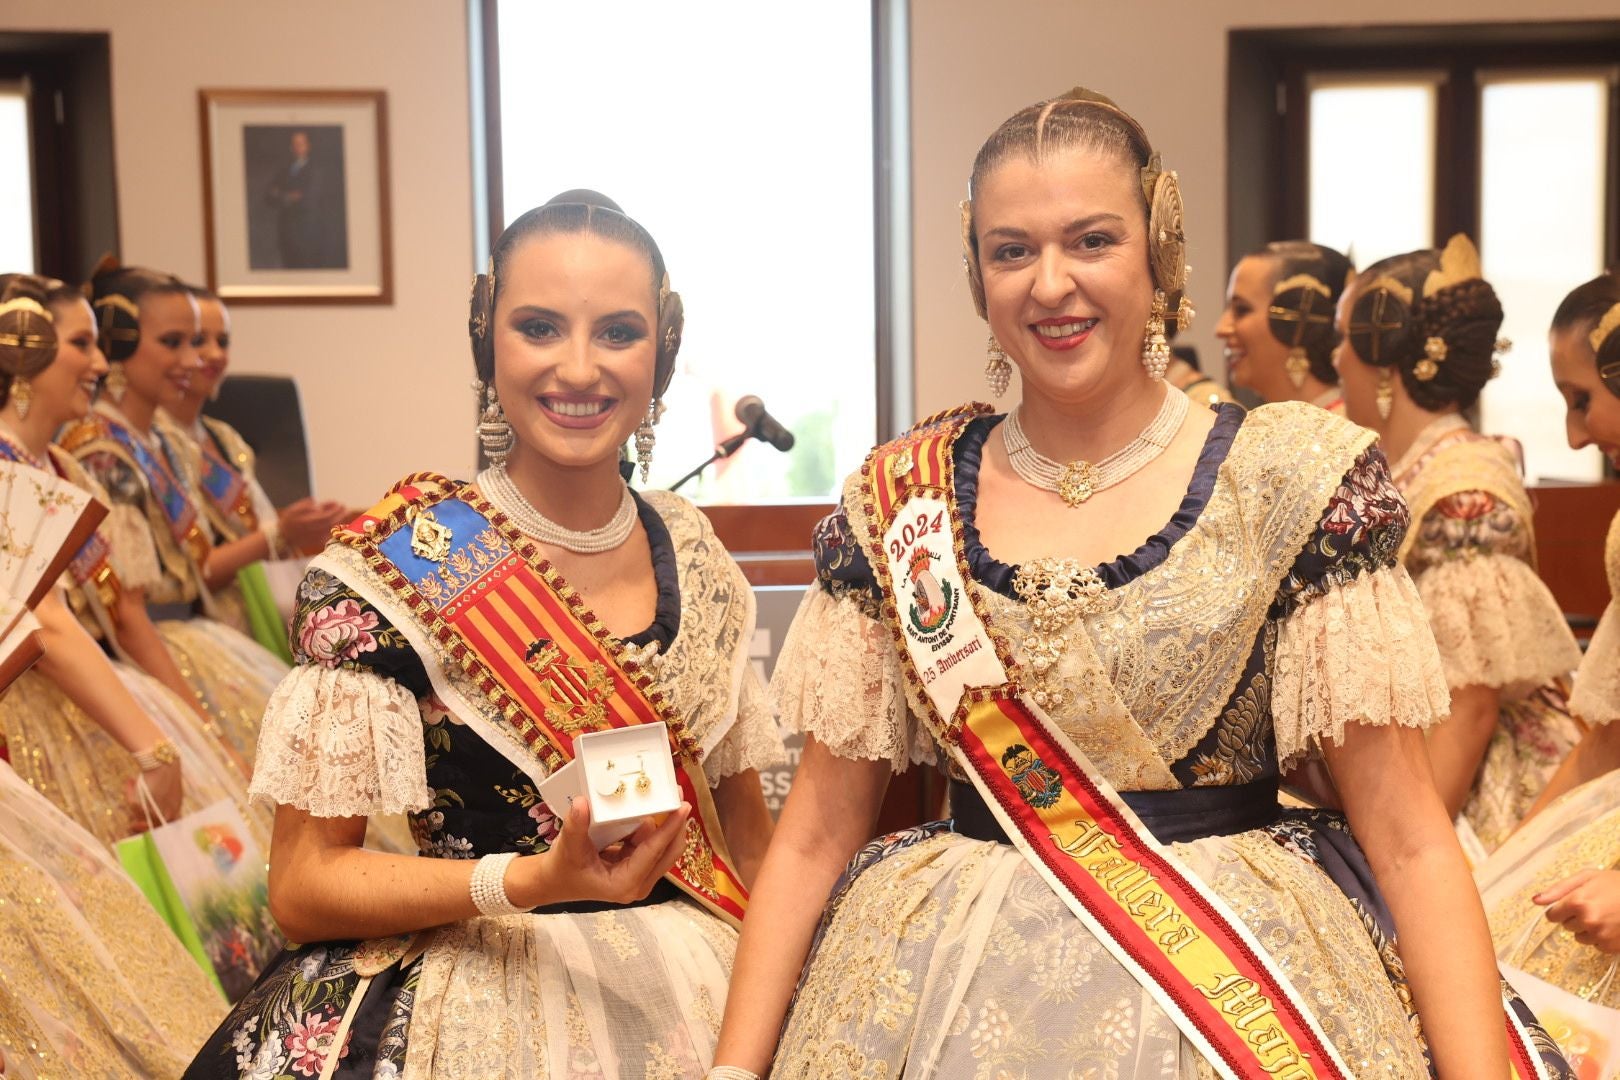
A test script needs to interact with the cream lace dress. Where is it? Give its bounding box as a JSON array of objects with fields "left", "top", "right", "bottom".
[
  {"left": 1483, "top": 508, "right": 1620, "bottom": 1006},
  {"left": 1390, "top": 414, "right": 1583, "bottom": 853},
  {"left": 183, "top": 484, "right": 782, "bottom": 1079},
  {"left": 0, "top": 759, "right": 225, "bottom": 1079},
  {"left": 768, "top": 402, "right": 1570, "bottom": 1080}
]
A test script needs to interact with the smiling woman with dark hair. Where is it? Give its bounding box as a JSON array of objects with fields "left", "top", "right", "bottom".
[{"left": 184, "top": 191, "right": 780, "bottom": 1079}]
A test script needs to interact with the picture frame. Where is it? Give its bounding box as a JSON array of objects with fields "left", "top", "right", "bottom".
[{"left": 198, "top": 88, "right": 393, "bottom": 305}]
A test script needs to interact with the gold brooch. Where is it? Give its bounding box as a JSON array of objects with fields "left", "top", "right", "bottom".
[
  {"left": 891, "top": 447, "right": 916, "bottom": 480},
  {"left": 1057, "top": 461, "right": 1100, "bottom": 507},
  {"left": 1415, "top": 336, "right": 1448, "bottom": 381},
  {"left": 408, "top": 507, "right": 454, "bottom": 562}
]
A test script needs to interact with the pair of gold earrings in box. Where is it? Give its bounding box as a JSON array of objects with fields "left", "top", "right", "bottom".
[{"left": 597, "top": 754, "right": 652, "bottom": 798}]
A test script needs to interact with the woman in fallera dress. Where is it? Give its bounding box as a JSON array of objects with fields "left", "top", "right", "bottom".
[
  {"left": 1481, "top": 271, "right": 1620, "bottom": 1010},
  {"left": 708, "top": 89, "right": 1570, "bottom": 1080},
  {"left": 155, "top": 284, "right": 348, "bottom": 664},
  {"left": 0, "top": 273, "right": 265, "bottom": 848},
  {"left": 61, "top": 264, "right": 293, "bottom": 770},
  {"left": 184, "top": 191, "right": 781, "bottom": 1079},
  {"left": 1333, "top": 238, "right": 1583, "bottom": 855},
  {"left": 1216, "top": 240, "right": 1352, "bottom": 413}
]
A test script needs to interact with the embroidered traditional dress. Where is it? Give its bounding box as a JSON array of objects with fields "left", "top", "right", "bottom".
[
  {"left": 0, "top": 760, "right": 226, "bottom": 1078},
  {"left": 769, "top": 402, "right": 1569, "bottom": 1079},
  {"left": 184, "top": 475, "right": 781, "bottom": 1079},
  {"left": 1390, "top": 414, "right": 1583, "bottom": 853},
  {"left": 61, "top": 402, "right": 288, "bottom": 767},
  {"left": 0, "top": 438, "right": 267, "bottom": 849},
  {"left": 1482, "top": 509, "right": 1620, "bottom": 1008},
  {"left": 154, "top": 409, "right": 294, "bottom": 663}
]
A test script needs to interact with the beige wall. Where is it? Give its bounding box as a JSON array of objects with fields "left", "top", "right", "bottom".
[
  {"left": 4, "top": 0, "right": 475, "bottom": 505},
  {"left": 908, "top": 0, "right": 1619, "bottom": 417}
]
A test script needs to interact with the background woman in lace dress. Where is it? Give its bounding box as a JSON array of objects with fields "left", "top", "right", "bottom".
[
  {"left": 0, "top": 273, "right": 266, "bottom": 849},
  {"left": 1216, "top": 240, "right": 1352, "bottom": 414},
  {"left": 1333, "top": 238, "right": 1583, "bottom": 856},
  {"left": 711, "top": 90, "right": 1564, "bottom": 1080},
  {"left": 60, "top": 265, "right": 290, "bottom": 770},
  {"left": 183, "top": 191, "right": 780, "bottom": 1079},
  {"left": 1482, "top": 270, "right": 1620, "bottom": 1008}
]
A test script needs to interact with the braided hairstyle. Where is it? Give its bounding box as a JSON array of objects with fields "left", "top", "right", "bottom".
[
  {"left": 1346, "top": 237, "right": 1503, "bottom": 412},
  {"left": 1551, "top": 272, "right": 1620, "bottom": 397},
  {"left": 0, "top": 273, "right": 83, "bottom": 409},
  {"left": 469, "top": 190, "right": 682, "bottom": 401},
  {"left": 1259, "top": 241, "right": 1353, "bottom": 387},
  {"left": 961, "top": 89, "right": 1190, "bottom": 334},
  {"left": 88, "top": 260, "right": 190, "bottom": 363}
]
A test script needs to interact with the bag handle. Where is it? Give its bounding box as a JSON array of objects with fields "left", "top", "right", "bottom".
[{"left": 132, "top": 774, "right": 171, "bottom": 831}]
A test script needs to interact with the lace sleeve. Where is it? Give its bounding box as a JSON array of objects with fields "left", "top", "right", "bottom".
[
  {"left": 770, "top": 586, "right": 933, "bottom": 772},
  {"left": 1272, "top": 566, "right": 1449, "bottom": 771},
  {"left": 703, "top": 665, "right": 786, "bottom": 784},
  {"left": 1572, "top": 603, "right": 1620, "bottom": 725},
  {"left": 248, "top": 664, "right": 431, "bottom": 816},
  {"left": 1413, "top": 553, "right": 1580, "bottom": 697}
]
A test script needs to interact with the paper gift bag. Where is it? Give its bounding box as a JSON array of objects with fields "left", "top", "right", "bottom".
[
  {"left": 1503, "top": 962, "right": 1620, "bottom": 1080},
  {"left": 116, "top": 797, "right": 280, "bottom": 1002}
]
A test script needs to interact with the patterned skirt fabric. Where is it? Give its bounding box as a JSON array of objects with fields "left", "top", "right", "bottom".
[
  {"left": 775, "top": 813, "right": 1572, "bottom": 1080},
  {"left": 185, "top": 897, "right": 738, "bottom": 1079},
  {"left": 0, "top": 763, "right": 226, "bottom": 1079},
  {"left": 157, "top": 617, "right": 289, "bottom": 769},
  {"left": 0, "top": 661, "right": 268, "bottom": 849},
  {"left": 1482, "top": 770, "right": 1620, "bottom": 1008},
  {"left": 1462, "top": 676, "right": 1585, "bottom": 855}
]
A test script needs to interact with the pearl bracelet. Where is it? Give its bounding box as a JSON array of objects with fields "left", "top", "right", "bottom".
[
  {"left": 469, "top": 851, "right": 528, "bottom": 917},
  {"left": 132, "top": 740, "right": 179, "bottom": 772},
  {"left": 705, "top": 1068, "right": 761, "bottom": 1080}
]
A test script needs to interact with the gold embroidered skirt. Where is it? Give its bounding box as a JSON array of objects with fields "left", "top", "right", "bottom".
[
  {"left": 0, "top": 661, "right": 269, "bottom": 849},
  {"left": 0, "top": 762, "right": 225, "bottom": 1078},
  {"left": 775, "top": 823, "right": 1433, "bottom": 1079},
  {"left": 156, "top": 617, "right": 288, "bottom": 769},
  {"left": 1461, "top": 678, "right": 1585, "bottom": 855},
  {"left": 1482, "top": 769, "right": 1620, "bottom": 1008}
]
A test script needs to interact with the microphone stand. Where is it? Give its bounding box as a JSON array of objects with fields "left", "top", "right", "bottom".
[{"left": 668, "top": 430, "right": 752, "bottom": 493}]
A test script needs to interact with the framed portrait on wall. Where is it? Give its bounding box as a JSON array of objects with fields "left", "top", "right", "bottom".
[{"left": 198, "top": 88, "right": 392, "bottom": 305}]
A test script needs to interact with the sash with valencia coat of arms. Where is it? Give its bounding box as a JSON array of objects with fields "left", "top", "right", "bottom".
[{"left": 317, "top": 473, "right": 748, "bottom": 927}]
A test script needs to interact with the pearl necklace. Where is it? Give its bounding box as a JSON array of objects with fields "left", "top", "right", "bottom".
[
  {"left": 478, "top": 465, "right": 638, "bottom": 554},
  {"left": 1002, "top": 388, "right": 1189, "bottom": 507}
]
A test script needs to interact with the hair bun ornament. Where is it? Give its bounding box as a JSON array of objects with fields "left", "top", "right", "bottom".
[
  {"left": 1146, "top": 163, "right": 1187, "bottom": 297},
  {"left": 1347, "top": 275, "right": 1416, "bottom": 368},
  {"left": 1421, "top": 233, "right": 1483, "bottom": 299},
  {"left": 0, "top": 296, "right": 58, "bottom": 377},
  {"left": 959, "top": 200, "right": 988, "bottom": 320},
  {"left": 653, "top": 274, "right": 683, "bottom": 402}
]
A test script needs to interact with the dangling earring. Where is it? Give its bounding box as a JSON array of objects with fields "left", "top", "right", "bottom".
[
  {"left": 634, "top": 401, "right": 657, "bottom": 484},
  {"left": 1141, "top": 290, "right": 1170, "bottom": 381},
  {"left": 984, "top": 335, "right": 1012, "bottom": 398},
  {"left": 1375, "top": 370, "right": 1394, "bottom": 421},
  {"left": 10, "top": 376, "right": 31, "bottom": 420},
  {"left": 476, "top": 380, "right": 513, "bottom": 465},
  {"left": 104, "top": 362, "right": 128, "bottom": 404},
  {"left": 1285, "top": 349, "right": 1310, "bottom": 390}
]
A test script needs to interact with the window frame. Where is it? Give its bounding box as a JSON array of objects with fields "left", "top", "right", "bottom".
[
  {"left": 1228, "top": 22, "right": 1620, "bottom": 277},
  {"left": 471, "top": 0, "right": 904, "bottom": 563}
]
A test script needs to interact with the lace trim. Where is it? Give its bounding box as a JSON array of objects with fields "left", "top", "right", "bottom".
[
  {"left": 102, "top": 501, "right": 164, "bottom": 592},
  {"left": 1272, "top": 565, "right": 1448, "bottom": 771},
  {"left": 1573, "top": 603, "right": 1620, "bottom": 725},
  {"left": 249, "top": 664, "right": 432, "bottom": 817},
  {"left": 770, "top": 587, "right": 932, "bottom": 772},
  {"left": 702, "top": 667, "right": 784, "bottom": 783},
  {"left": 1413, "top": 554, "right": 1581, "bottom": 697}
]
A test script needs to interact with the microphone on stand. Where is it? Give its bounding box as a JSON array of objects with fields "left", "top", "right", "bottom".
[{"left": 669, "top": 394, "right": 798, "bottom": 492}]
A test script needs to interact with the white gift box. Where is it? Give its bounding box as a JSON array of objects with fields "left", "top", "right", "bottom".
[{"left": 535, "top": 722, "right": 681, "bottom": 849}]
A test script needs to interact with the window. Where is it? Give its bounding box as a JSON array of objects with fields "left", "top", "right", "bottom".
[
  {"left": 0, "top": 81, "right": 34, "bottom": 272},
  {"left": 1229, "top": 23, "right": 1620, "bottom": 484},
  {"left": 482, "top": 0, "right": 897, "bottom": 504}
]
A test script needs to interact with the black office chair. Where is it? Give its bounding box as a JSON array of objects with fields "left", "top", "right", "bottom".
[{"left": 202, "top": 374, "right": 314, "bottom": 508}]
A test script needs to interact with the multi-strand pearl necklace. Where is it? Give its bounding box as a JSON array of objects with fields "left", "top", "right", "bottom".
[
  {"left": 1002, "top": 387, "right": 1189, "bottom": 508},
  {"left": 478, "top": 465, "right": 638, "bottom": 554}
]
